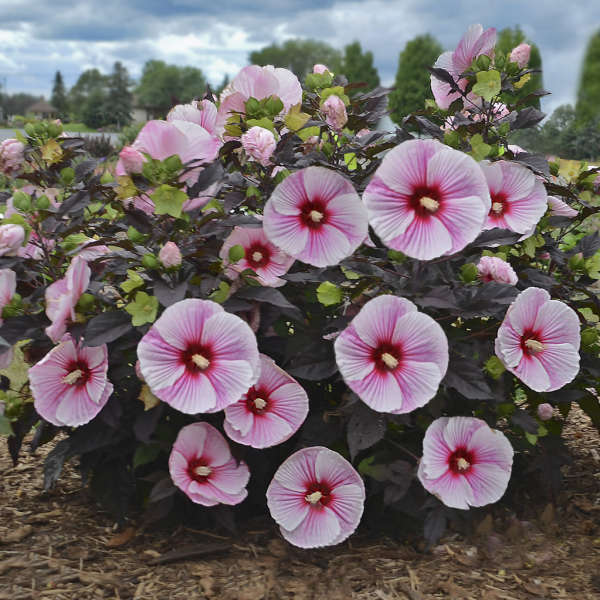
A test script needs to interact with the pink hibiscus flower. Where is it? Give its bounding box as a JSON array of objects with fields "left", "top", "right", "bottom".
[
  {"left": 547, "top": 196, "right": 578, "bottom": 218},
  {"left": 495, "top": 287, "right": 581, "bottom": 392},
  {"left": 417, "top": 416, "right": 513, "bottom": 509},
  {"left": 480, "top": 161, "right": 547, "bottom": 234},
  {"left": 0, "top": 269, "right": 16, "bottom": 326},
  {"left": 431, "top": 24, "right": 497, "bottom": 109},
  {"left": 266, "top": 446, "right": 365, "bottom": 548},
  {"left": 219, "top": 225, "right": 294, "bottom": 287},
  {"left": 169, "top": 422, "right": 250, "bottom": 506},
  {"left": 334, "top": 295, "right": 449, "bottom": 414},
  {"left": 223, "top": 354, "right": 309, "bottom": 448},
  {"left": 28, "top": 336, "right": 113, "bottom": 427},
  {"left": 477, "top": 256, "right": 518, "bottom": 285},
  {"left": 363, "top": 139, "right": 490, "bottom": 261},
  {"left": 263, "top": 166, "right": 368, "bottom": 267},
  {"left": 167, "top": 99, "right": 219, "bottom": 136},
  {"left": 137, "top": 298, "right": 260, "bottom": 414},
  {"left": 45, "top": 256, "right": 91, "bottom": 343}
]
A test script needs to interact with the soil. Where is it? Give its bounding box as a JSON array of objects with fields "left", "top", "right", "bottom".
[{"left": 1, "top": 407, "right": 599, "bottom": 600}]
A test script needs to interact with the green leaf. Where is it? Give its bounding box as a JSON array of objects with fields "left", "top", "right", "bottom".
[
  {"left": 284, "top": 104, "right": 311, "bottom": 132},
  {"left": 228, "top": 244, "right": 245, "bottom": 263},
  {"left": 316, "top": 281, "right": 342, "bottom": 306},
  {"left": 120, "top": 270, "right": 145, "bottom": 293},
  {"left": 264, "top": 95, "right": 284, "bottom": 117},
  {"left": 344, "top": 152, "right": 358, "bottom": 171},
  {"left": 470, "top": 134, "right": 491, "bottom": 161},
  {"left": 476, "top": 55, "right": 491, "bottom": 70},
  {"left": 460, "top": 263, "right": 479, "bottom": 283},
  {"left": 151, "top": 184, "right": 187, "bottom": 218},
  {"left": 0, "top": 414, "right": 13, "bottom": 436},
  {"left": 127, "top": 226, "right": 146, "bottom": 243},
  {"left": 209, "top": 281, "right": 230, "bottom": 304},
  {"left": 125, "top": 291, "right": 159, "bottom": 326},
  {"left": 484, "top": 355, "right": 506, "bottom": 380},
  {"left": 246, "top": 117, "right": 276, "bottom": 134},
  {"left": 320, "top": 86, "right": 349, "bottom": 105},
  {"left": 60, "top": 167, "right": 75, "bottom": 185},
  {"left": 525, "top": 431, "right": 538, "bottom": 445},
  {"left": 244, "top": 97, "right": 262, "bottom": 118},
  {"left": 164, "top": 154, "right": 183, "bottom": 173},
  {"left": 305, "top": 72, "right": 333, "bottom": 91},
  {"left": 341, "top": 266, "right": 360, "bottom": 280},
  {"left": 133, "top": 444, "right": 161, "bottom": 469},
  {"left": 472, "top": 70, "right": 501, "bottom": 102}
]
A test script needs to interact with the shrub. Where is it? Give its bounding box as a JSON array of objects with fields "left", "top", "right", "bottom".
[{"left": 0, "top": 24, "right": 599, "bottom": 548}]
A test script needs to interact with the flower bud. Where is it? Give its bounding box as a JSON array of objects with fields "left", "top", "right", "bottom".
[
  {"left": 159, "top": 241, "right": 182, "bottom": 268},
  {"left": 537, "top": 403, "right": 553, "bottom": 421},
  {"left": 0, "top": 224, "right": 25, "bottom": 256},
  {"left": 313, "top": 64, "right": 331, "bottom": 75},
  {"left": 321, "top": 95, "right": 348, "bottom": 131},
  {"left": 241, "top": 126, "right": 277, "bottom": 166},
  {"left": 509, "top": 43, "right": 531, "bottom": 69},
  {"left": 0, "top": 139, "right": 25, "bottom": 176},
  {"left": 119, "top": 146, "right": 145, "bottom": 174}
]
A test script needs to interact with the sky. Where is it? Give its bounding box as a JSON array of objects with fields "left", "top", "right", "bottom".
[{"left": 0, "top": 0, "right": 598, "bottom": 115}]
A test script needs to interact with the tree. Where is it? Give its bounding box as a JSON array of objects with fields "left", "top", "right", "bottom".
[
  {"left": 249, "top": 39, "right": 343, "bottom": 80},
  {"left": 576, "top": 29, "right": 600, "bottom": 124},
  {"left": 341, "top": 41, "right": 380, "bottom": 94},
  {"left": 82, "top": 87, "right": 109, "bottom": 129},
  {"left": 389, "top": 34, "right": 442, "bottom": 124},
  {"left": 135, "top": 60, "right": 207, "bottom": 118},
  {"left": 69, "top": 69, "right": 107, "bottom": 121},
  {"left": 104, "top": 61, "right": 133, "bottom": 128},
  {"left": 51, "top": 71, "right": 68, "bottom": 118},
  {"left": 496, "top": 26, "right": 543, "bottom": 109},
  {"left": 0, "top": 93, "right": 42, "bottom": 117}
]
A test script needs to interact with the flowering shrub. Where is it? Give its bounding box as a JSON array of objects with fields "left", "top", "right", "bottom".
[{"left": 1, "top": 24, "right": 599, "bottom": 548}]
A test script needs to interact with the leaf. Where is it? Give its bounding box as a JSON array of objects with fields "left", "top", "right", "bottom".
[
  {"left": 471, "top": 229, "right": 523, "bottom": 247},
  {"left": 511, "top": 107, "right": 546, "bottom": 131},
  {"left": 133, "top": 444, "right": 161, "bottom": 469},
  {"left": 284, "top": 104, "right": 311, "bottom": 131},
  {"left": 0, "top": 414, "right": 13, "bottom": 436},
  {"left": 573, "top": 232, "right": 600, "bottom": 259},
  {"left": 472, "top": 70, "right": 501, "bottom": 102},
  {"left": 153, "top": 280, "right": 188, "bottom": 308},
  {"left": 316, "top": 281, "right": 343, "bottom": 306},
  {"left": 43, "top": 438, "right": 72, "bottom": 491},
  {"left": 236, "top": 287, "right": 302, "bottom": 321},
  {"left": 41, "top": 139, "right": 63, "bottom": 164},
  {"left": 125, "top": 292, "right": 159, "bottom": 326},
  {"left": 443, "top": 359, "right": 494, "bottom": 400},
  {"left": 347, "top": 402, "right": 386, "bottom": 460},
  {"left": 84, "top": 311, "right": 133, "bottom": 346},
  {"left": 74, "top": 159, "right": 98, "bottom": 182},
  {"left": 120, "top": 270, "right": 144, "bottom": 293},
  {"left": 578, "top": 393, "right": 600, "bottom": 429},
  {"left": 424, "top": 505, "right": 447, "bottom": 549},
  {"left": 106, "top": 526, "right": 136, "bottom": 547},
  {"left": 209, "top": 281, "right": 230, "bottom": 304},
  {"left": 512, "top": 152, "right": 550, "bottom": 177},
  {"left": 286, "top": 357, "right": 338, "bottom": 381},
  {"left": 151, "top": 184, "right": 187, "bottom": 218},
  {"left": 511, "top": 408, "right": 538, "bottom": 433},
  {"left": 149, "top": 476, "right": 177, "bottom": 503},
  {"left": 138, "top": 385, "right": 161, "bottom": 412}
]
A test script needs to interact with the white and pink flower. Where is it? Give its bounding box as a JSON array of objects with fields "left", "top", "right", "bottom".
[
  {"left": 0, "top": 269, "right": 16, "bottom": 325},
  {"left": 159, "top": 241, "right": 182, "bottom": 268},
  {"left": 167, "top": 99, "right": 219, "bottom": 136},
  {"left": 118, "top": 146, "right": 145, "bottom": 174},
  {"left": 266, "top": 446, "right": 365, "bottom": 548},
  {"left": 313, "top": 64, "right": 331, "bottom": 75},
  {"left": 28, "top": 336, "right": 113, "bottom": 427},
  {"left": 547, "top": 196, "right": 577, "bottom": 218},
  {"left": 509, "top": 43, "right": 531, "bottom": 68},
  {"left": 334, "top": 295, "right": 449, "bottom": 414},
  {"left": 220, "top": 225, "right": 294, "bottom": 287},
  {"left": 137, "top": 299, "right": 260, "bottom": 414},
  {"left": 241, "top": 126, "right": 277, "bottom": 166},
  {"left": 169, "top": 422, "right": 250, "bottom": 506},
  {"left": 480, "top": 161, "right": 547, "bottom": 234},
  {"left": 431, "top": 24, "right": 497, "bottom": 109},
  {"left": 0, "top": 224, "right": 25, "bottom": 257},
  {"left": 363, "top": 139, "right": 490, "bottom": 261},
  {"left": 495, "top": 287, "right": 581, "bottom": 392},
  {"left": 417, "top": 416, "right": 513, "bottom": 509},
  {"left": 263, "top": 166, "right": 368, "bottom": 267},
  {"left": 45, "top": 256, "right": 91, "bottom": 343},
  {"left": 321, "top": 95, "right": 348, "bottom": 131},
  {"left": 537, "top": 403, "right": 553, "bottom": 421},
  {"left": 0, "top": 139, "right": 25, "bottom": 176},
  {"left": 224, "top": 354, "right": 309, "bottom": 448},
  {"left": 477, "top": 256, "right": 518, "bottom": 285}
]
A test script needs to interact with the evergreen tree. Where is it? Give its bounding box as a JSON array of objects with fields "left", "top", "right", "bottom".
[
  {"left": 69, "top": 69, "right": 107, "bottom": 122},
  {"left": 389, "top": 34, "right": 442, "bottom": 124},
  {"left": 105, "top": 61, "right": 133, "bottom": 128},
  {"left": 250, "top": 39, "right": 343, "bottom": 80},
  {"left": 496, "top": 26, "right": 543, "bottom": 109},
  {"left": 576, "top": 29, "right": 600, "bottom": 124},
  {"left": 341, "top": 41, "right": 380, "bottom": 94},
  {"left": 51, "top": 70, "right": 69, "bottom": 118},
  {"left": 82, "top": 87, "right": 108, "bottom": 129}
]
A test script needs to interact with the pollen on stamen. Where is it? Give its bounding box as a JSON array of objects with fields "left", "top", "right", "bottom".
[
  {"left": 419, "top": 196, "right": 439, "bottom": 212},
  {"left": 305, "top": 490, "right": 323, "bottom": 504},
  {"left": 252, "top": 251, "right": 263, "bottom": 262},
  {"left": 456, "top": 457, "right": 470, "bottom": 471},
  {"left": 309, "top": 210, "right": 324, "bottom": 223},
  {"left": 380, "top": 352, "right": 398, "bottom": 369},
  {"left": 62, "top": 369, "right": 83, "bottom": 385},
  {"left": 253, "top": 397, "right": 267, "bottom": 410},
  {"left": 191, "top": 354, "right": 211, "bottom": 369},
  {"left": 194, "top": 465, "right": 212, "bottom": 477},
  {"left": 524, "top": 339, "right": 544, "bottom": 353},
  {"left": 491, "top": 202, "right": 504, "bottom": 214}
]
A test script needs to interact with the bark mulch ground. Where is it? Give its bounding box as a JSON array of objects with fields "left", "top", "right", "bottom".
[{"left": 1, "top": 407, "right": 599, "bottom": 600}]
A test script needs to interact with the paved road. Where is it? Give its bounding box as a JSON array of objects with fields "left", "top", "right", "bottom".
[{"left": 0, "top": 128, "right": 119, "bottom": 143}]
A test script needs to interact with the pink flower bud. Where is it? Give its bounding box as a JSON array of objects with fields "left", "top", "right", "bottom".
[
  {"left": 509, "top": 43, "right": 531, "bottom": 69},
  {"left": 0, "top": 139, "right": 25, "bottom": 176},
  {"left": 0, "top": 224, "right": 25, "bottom": 256},
  {"left": 477, "top": 256, "right": 518, "bottom": 285},
  {"left": 321, "top": 95, "right": 347, "bottom": 131},
  {"left": 313, "top": 64, "right": 331, "bottom": 74},
  {"left": 537, "top": 403, "right": 553, "bottom": 421},
  {"left": 118, "top": 145, "right": 145, "bottom": 174},
  {"left": 241, "top": 126, "right": 277, "bottom": 166},
  {"left": 159, "top": 241, "right": 182, "bottom": 268}
]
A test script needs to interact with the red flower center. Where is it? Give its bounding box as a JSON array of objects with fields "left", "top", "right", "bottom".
[
  {"left": 245, "top": 386, "right": 270, "bottom": 415},
  {"left": 410, "top": 187, "right": 442, "bottom": 217},
  {"left": 246, "top": 243, "right": 271, "bottom": 269},
  {"left": 300, "top": 199, "right": 328, "bottom": 229},
  {"left": 182, "top": 343, "right": 213, "bottom": 373},
  {"left": 188, "top": 457, "right": 212, "bottom": 483},
  {"left": 372, "top": 342, "right": 402, "bottom": 372},
  {"left": 448, "top": 447, "right": 475, "bottom": 474},
  {"left": 63, "top": 360, "right": 91, "bottom": 387},
  {"left": 521, "top": 330, "right": 545, "bottom": 355},
  {"left": 489, "top": 192, "right": 509, "bottom": 216},
  {"left": 305, "top": 482, "right": 333, "bottom": 506}
]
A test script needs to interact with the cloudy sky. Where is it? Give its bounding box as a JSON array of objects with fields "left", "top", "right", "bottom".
[{"left": 0, "top": 0, "right": 598, "bottom": 115}]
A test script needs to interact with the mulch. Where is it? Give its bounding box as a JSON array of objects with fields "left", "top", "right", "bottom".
[{"left": 1, "top": 407, "right": 599, "bottom": 600}]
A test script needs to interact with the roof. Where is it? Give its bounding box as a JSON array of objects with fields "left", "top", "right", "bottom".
[{"left": 27, "top": 99, "right": 57, "bottom": 113}]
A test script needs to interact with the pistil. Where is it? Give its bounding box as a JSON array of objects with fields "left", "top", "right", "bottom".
[
  {"left": 381, "top": 352, "right": 398, "bottom": 369},
  {"left": 62, "top": 369, "right": 83, "bottom": 385},
  {"left": 309, "top": 210, "right": 324, "bottom": 223},
  {"left": 191, "top": 354, "right": 210, "bottom": 370},
  {"left": 305, "top": 491, "right": 323, "bottom": 504},
  {"left": 420, "top": 196, "right": 439, "bottom": 212}
]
